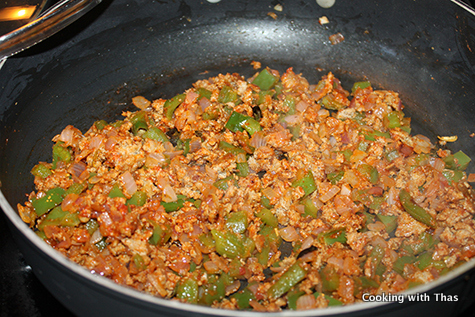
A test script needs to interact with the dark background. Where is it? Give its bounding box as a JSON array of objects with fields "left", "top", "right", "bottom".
[{"left": 1, "top": 0, "right": 475, "bottom": 316}]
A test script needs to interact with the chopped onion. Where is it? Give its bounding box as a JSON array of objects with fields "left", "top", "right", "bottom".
[
  {"left": 283, "top": 114, "right": 300, "bottom": 125},
  {"left": 430, "top": 157, "right": 445, "bottom": 172},
  {"left": 319, "top": 185, "right": 340, "bottom": 203},
  {"left": 296, "top": 294, "right": 317, "bottom": 310},
  {"left": 105, "top": 136, "right": 118, "bottom": 150},
  {"left": 162, "top": 185, "right": 177, "bottom": 202},
  {"left": 262, "top": 187, "right": 278, "bottom": 201},
  {"left": 279, "top": 226, "right": 299, "bottom": 242},
  {"left": 203, "top": 260, "right": 220, "bottom": 274},
  {"left": 340, "top": 183, "right": 352, "bottom": 196},
  {"left": 300, "top": 236, "right": 314, "bottom": 251},
  {"left": 145, "top": 153, "right": 167, "bottom": 167},
  {"left": 329, "top": 32, "right": 344, "bottom": 45},
  {"left": 61, "top": 193, "right": 78, "bottom": 212},
  {"left": 413, "top": 134, "right": 433, "bottom": 154},
  {"left": 249, "top": 131, "right": 267, "bottom": 148},
  {"left": 296, "top": 100, "right": 310, "bottom": 113},
  {"left": 327, "top": 256, "right": 344, "bottom": 270},
  {"left": 132, "top": 96, "right": 151, "bottom": 110},
  {"left": 199, "top": 97, "right": 211, "bottom": 111},
  {"left": 189, "top": 139, "right": 202, "bottom": 152},
  {"left": 58, "top": 125, "right": 79, "bottom": 145},
  {"left": 69, "top": 161, "right": 88, "bottom": 182},
  {"left": 186, "top": 91, "right": 199, "bottom": 104},
  {"left": 225, "top": 280, "right": 241, "bottom": 296},
  {"left": 90, "top": 229, "right": 103, "bottom": 244},
  {"left": 121, "top": 171, "right": 137, "bottom": 196},
  {"left": 367, "top": 221, "right": 386, "bottom": 232},
  {"left": 89, "top": 135, "right": 104, "bottom": 150}
]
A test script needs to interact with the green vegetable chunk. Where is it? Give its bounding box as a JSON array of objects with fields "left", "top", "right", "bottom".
[
  {"left": 291, "top": 170, "right": 317, "bottom": 197},
  {"left": 31, "top": 163, "right": 52, "bottom": 179},
  {"left": 399, "top": 189, "right": 436, "bottom": 228},
  {"left": 351, "top": 81, "right": 371, "bottom": 94},
  {"left": 143, "top": 126, "right": 169, "bottom": 143},
  {"left": 252, "top": 68, "right": 279, "bottom": 90},
  {"left": 268, "top": 261, "right": 307, "bottom": 299},
  {"left": 31, "top": 187, "right": 65, "bottom": 216},
  {"left": 176, "top": 278, "right": 199, "bottom": 303},
  {"left": 225, "top": 111, "right": 261, "bottom": 135},
  {"left": 164, "top": 93, "right": 186, "bottom": 120}
]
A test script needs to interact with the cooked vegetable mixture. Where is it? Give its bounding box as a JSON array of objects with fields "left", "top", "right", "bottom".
[{"left": 18, "top": 66, "right": 475, "bottom": 310}]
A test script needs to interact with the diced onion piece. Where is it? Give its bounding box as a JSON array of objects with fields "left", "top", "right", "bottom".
[
  {"left": 203, "top": 260, "right": 220, "bottom": 274},
  {"left": 236, "top": 152, "right": 247, "bottom": 164},
  {"left": 300, "top": 236, "right": 314, "bottom": 251},
  {"left": 89, "top": 135, "right": 104, "bottom": 150},
  {"left": 121, "top": 171, "right": 137, "bottom": 196},
  {"left": 61, "top": 193, "right": 78, "bottom": 212},
  {"left": 132, "top": 96, "right": 151, "bottom": 110},
  {"left": 69, "top": 161, "right": 88, "bottom": 182},
  {"left": 199, "top": 97, "right": 211, "bottom": 111},
  {"left": 262, "top": 187, "right": 278, "bottom": 200},
  {"left": 90, "top": 229, "right": 103, "bottom": 245},
  {"left": 413, "top": 134, "right": 433, "bottom": 154},
  {"left": 340, "top": 183, "right": 352, "bottom": 196},
  {"left": 296, "top": 294, "right": 317, "bottom": 310},
  {"left": 146, "top": 153, "right": 167, "bottom": 167},
  {"left": 105, "top": 136, "right": 118, "bottom": 150},
  {"left": 329, "top": 32, "right": 344, "bottom": 45},
  {"left": 279, "top": 226, "right": 299, "bottom": 242},
  {"left": 249, "top": 131, "right": 267, "bottom": 148},
  {"left": 283, "top": 114, "right": 300, "bottom": 125},
  {"left": 437, "top": 135, "right": 458, "bottom": 142},
  {"left": 319, "top": 185, "right": 340, "bottom": 203},
  {"left": 296, "top": 100, "right": 310, "bottom": 112},
  {"left": 162, "top": 185, "right": 177, "bottom": 202}
]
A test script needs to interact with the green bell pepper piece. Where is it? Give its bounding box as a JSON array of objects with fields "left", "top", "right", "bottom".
[
  {"left": 226, "top": 210, "right": 248, "bottom": 234},
  {"left": 108, "top": 184, "right": 126, "bottom": 199},
  {"left": 130, "top": 111, "right": 149, "bottom": 135},
  {"left": 164, "top": 93, "right": 186, "bottom": 120},
  {"left": 176, "top": 277, "right": 199, "bottom": 303},
  {"left": 31, "top": 187, "right": 65, "bottom": 216},
  {"left": 225, "top": 111, "right": 261, "bottom": 135},
  {"left": 291, "top": 170, "right": 317, "bottom": 197},
  {"left": 252, "top": 68, "right": 279, "bottom": 90},
  {"left": 31, "top": 163, "right": 52, "bottom": 179},
  {"left": 142, "top": 126, "right": 169, "bottom": 143},
  {"left": 399, "top": 189, "right": 436, "bottom": 228},
  {"left": 256, "top": 208, "right": 278, "bottom": 228},
  {"left": 351, "top": 81, "right": 371, "bottom": 94},
  {"left": 218, "top": 86, "right": 238, "bottom": 104},
  {"left": 126, "top": 191, "right": 147, "bottom": 206},
  {"left": 268, "top": 262, "right": 307, "bottom": 299}
]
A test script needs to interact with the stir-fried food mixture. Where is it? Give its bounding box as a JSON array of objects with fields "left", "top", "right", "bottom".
[{"left": 18, "top": 66, "right": 475, "bottom": 311}]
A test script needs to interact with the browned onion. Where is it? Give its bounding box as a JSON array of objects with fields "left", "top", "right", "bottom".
[
  {"left": 319, "top": 185, "right": 340, "bottom": 203},
  {"left": 199, "top": 97, "right": 211, "bottom": 112},
  {"left": 279, "top": 226, "right": 299, "bottom": 242},
  {"left": 296, "top": 294, "right": 317, "bottom": 310},
  {"left": 296, "top": 100, "right": 310, "bottom": 113},
  {"left": 121, "top": 171, "right": 137, "bottom": 196},
  {"left": 329, "top": 32, "right": 345, "bottom": 45},
  {"left": 89, "top": 135, "right": 104, "bottom": 150},
  {"left": 132, "top": 96, "right": 151, "bottom": 110},
  {"left": 69, "top": 161, "right": 88, "bottom": 181},
  {"left": 249, "top": 131, "right": 267, "bottom": 148}
]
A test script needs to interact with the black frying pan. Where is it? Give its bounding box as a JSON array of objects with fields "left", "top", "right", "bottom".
[{"left": 1, "top": 0, "right": 475, "bottom": 316}]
